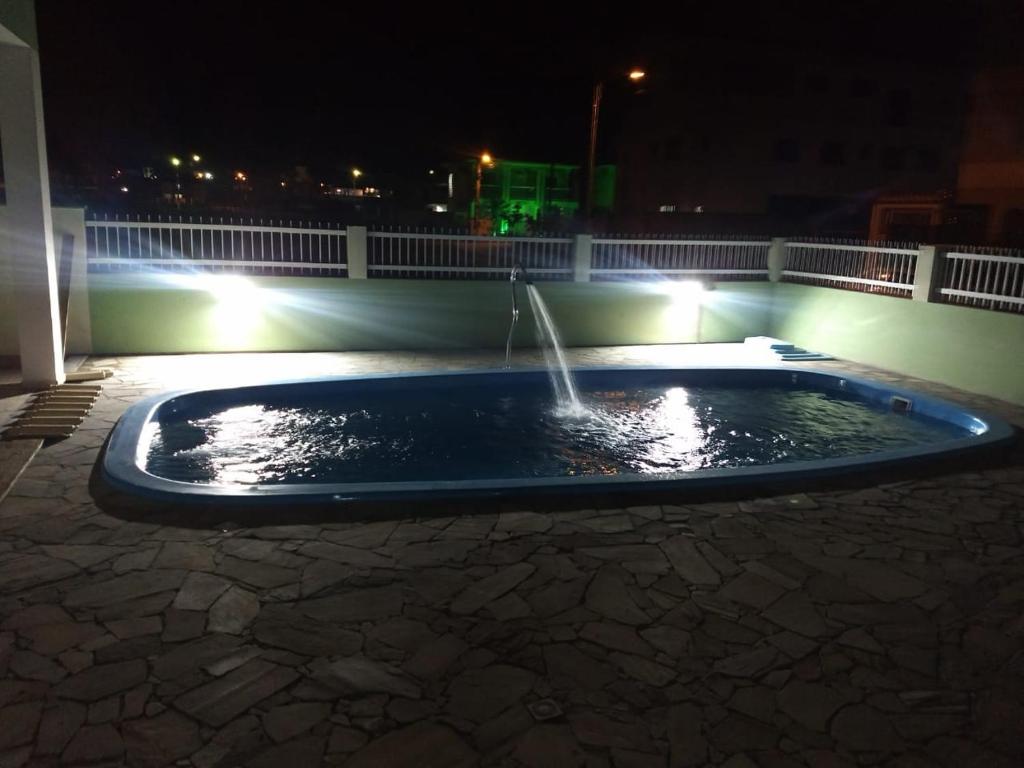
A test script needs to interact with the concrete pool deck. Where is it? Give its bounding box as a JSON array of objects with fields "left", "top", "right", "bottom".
[{"left": 0, "top": 345, "right": 1022, "bottom": 767}]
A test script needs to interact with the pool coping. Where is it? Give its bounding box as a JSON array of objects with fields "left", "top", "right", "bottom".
[{"left": 101, "top": 365, "right": 1018, "bottom": 503}]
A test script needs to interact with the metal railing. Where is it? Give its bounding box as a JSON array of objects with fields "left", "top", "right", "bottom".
[
  {"left": 79, "top": 214, "right": 1024, "bottom": 318},
  {"left": 366, "top": 228, "right": 574, "bottom": 280},
  {"left": 938, "top": 246, "right": 1024, "bottom": 314},
  {"left": 85, "top": 214, "right": 348, "bottom": 277},
  {"left": 591, "top": 235, "right": 770, "bottom": 281},
  {"left": 782, "top": 239, "right": 918, "bottom": 297}
]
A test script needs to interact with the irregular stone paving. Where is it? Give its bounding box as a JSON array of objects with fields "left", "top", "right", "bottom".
[{"left": 0, "top": 347, "right": 1022, "bottom": 767}]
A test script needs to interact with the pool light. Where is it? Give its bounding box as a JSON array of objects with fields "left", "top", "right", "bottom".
[{"left": 653, "top": 280, "right": 704, "bottom": 341}]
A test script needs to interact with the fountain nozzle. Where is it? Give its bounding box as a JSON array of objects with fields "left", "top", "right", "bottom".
[
  {"left": 511, "top": 264, "right": 532, "bottom": 285},
  {"left": 505, "top": 265, "right": 531, "bottom": 368}
]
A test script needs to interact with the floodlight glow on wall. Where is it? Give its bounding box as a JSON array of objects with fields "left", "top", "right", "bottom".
[{"left": 652, "top": 279, "right": 705, "bottom": 341}]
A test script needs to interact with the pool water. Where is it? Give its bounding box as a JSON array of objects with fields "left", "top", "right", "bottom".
[{"left": 143, "top": 380, "right": 972, "bottom": 487}]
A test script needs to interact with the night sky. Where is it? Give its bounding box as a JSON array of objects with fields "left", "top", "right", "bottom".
[{"left": 35, "top": 1, "right": 995, "bottom": 180}]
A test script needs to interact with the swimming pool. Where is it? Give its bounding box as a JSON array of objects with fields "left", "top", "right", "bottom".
[{"left": 102, "top": 367, "right": 1015, "bottom": 502}]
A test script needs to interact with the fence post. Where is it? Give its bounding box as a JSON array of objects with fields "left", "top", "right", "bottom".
[
  {"left": 573, "top": 234, "right": 592, "bottom": 283},
  {"left": 913, "top": 244, "right": 940, "bottom": 302},
  {"left": 346, "top": 225, "right": 368, "bottom": 279},
  {"left": 768, "top": 237, "right": 786, "bottom": 282}
]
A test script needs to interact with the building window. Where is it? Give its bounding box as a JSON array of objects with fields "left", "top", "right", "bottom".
[
  {"left": 805, "top": 74, "right": 829, "bottom": 93},
  {"left": 887, "top": 89, "right": 911, "bottom": 127},
  {"left": 774, "top": 138, "right": 800, "bottom": 163},
  {"left": 509, "top": 168, "right": 537, "bottom": 200},
  {"left": 665, "top": 136, "right": 682, "bottom": 161},
  {"left": 819, "top": 142, "right": 845, "bottom": 166},
  {"left": 658, "top": 204, "right": 677, "bottom": 213},
  {"left": 881, "top": 146, "right": 908, "bottom": 171},
  {"left": 849, "top": 78, "right": 875, "bottom": 97},
  {"left": 916, "top": 147, "right": 939, "bottom": 172}
]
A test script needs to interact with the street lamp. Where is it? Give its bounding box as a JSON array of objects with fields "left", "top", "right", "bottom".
[
  {"left": 585, "top": 68, "right": 647, "bottom": 221},
  {"left": 169, "top": 156, "right": 182, "bottom": 203},
  {"left": 474, "top": 151, "right": 495, "bottom": 230},
  {"left": 351, "top": 168, "right": 363, "bottom": 185}
]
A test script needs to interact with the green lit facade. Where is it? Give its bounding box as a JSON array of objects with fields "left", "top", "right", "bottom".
[{"left": 470, "top": 160, "right": 616, "bottom": 233}]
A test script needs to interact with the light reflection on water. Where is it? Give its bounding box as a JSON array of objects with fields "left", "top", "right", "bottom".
[{"left": 144, "top": 384, "right": 970, "bottom": 487}]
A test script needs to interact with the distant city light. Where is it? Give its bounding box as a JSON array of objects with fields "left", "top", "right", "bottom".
[
  {"left": 628, "top": 69, "right": 646, "bottom": 81},
  {"left": 203, "top": 171, "right": 214, "bottom": 180},
  {"left": 170, "top": 156, "right": 182, "bottom": 167},
  {"left": 352, "top": 168, "right": 363, "bottom": 179},
  {"left": 194, "top": 172, "right": 204, "bottom": 180},
  {"left": 234, "top": 171, "right": 247, "bottom": 182},
  {"left": 279, "top": 181, "right": 286, "bottom": 188},
  {"left": 120, "top": 186, "right": 129, "bottom": 193},
  {"left": 429, "top": 203, "right": 448, "bottom": 213},
  {"left": 191, "top": 154, "right": 201, "bottom": 163},
  {"left": 428, "top": 169, "right": 435, "bottom": 175}
]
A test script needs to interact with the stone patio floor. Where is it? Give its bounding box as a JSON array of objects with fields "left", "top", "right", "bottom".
[{"left": 0, "top": 345, "right": 1022, "bottom": 767}]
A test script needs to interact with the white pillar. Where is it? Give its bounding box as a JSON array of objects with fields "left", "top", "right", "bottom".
[
  {"left": 0, "top": 42, "right": 64, "bottom": 386},
  {"left": 52, "top": 207, "right": 92, "bottom": 354},
  {"left": 573, "top": 234, "right": 592, "bottom": 283},
  {"left": 767, "top": 237, "right": 787, "bottom": 282},
  {"left": 346, "top": 225, "right": 368, "bottom": 279},
  {"left": 913, "top": 245, "right": 940, "bottom": 303}
]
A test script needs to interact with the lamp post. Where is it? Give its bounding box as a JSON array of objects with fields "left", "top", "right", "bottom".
[
  {"left": 585, "top": 69, "right": 645, "bottom": 221},
  {"left": 474, "top": 151, "right": 494, "bottom": 232},
  {"left": 169, "top": 156, "right": 182, "bottom": 205}
]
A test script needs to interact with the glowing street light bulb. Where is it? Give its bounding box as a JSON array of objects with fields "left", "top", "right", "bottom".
[
  {"left": 203, "top": 171, "right": 213, "bottom": 180},
  {"left": 234, "top": 171, "right": 247, "bottom": 182},
  {"left": 351, "top": 168, "right": 363, "bottom": 179},
  {"left": 628, "top": 69, "right": 646, "bottom": 81},
  {"left": 191, "top": 154, "right": 201, "bottom": 163},
  {"left": 481, "top": 152, "right": 493, "bottom": 166},
  {"left": 170, "top": 156, "right": 182, "bottom": 167}
]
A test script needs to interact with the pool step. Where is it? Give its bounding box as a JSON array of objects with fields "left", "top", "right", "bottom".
[{"left": 744, "top": 336, "right": 834, "bottom": 362}]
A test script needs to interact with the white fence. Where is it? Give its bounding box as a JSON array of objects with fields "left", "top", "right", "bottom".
[
  {"left": 82, "top": 214, "right": 1024, "bottom": 315},
  {"left": 782, "top": 240, "right": 918, "bottom": 297},
  {"left": 367, "top": 229, "right": 574, "bottom": 280},
  {"left": 591, "top": 237, "right": 769, "bottom": 281},
  {"left": 939, "top": 246, "right": 1024, "bottom": 314},
  {"left": 86, "top": 214, "right": 348, "bottom": 277}
]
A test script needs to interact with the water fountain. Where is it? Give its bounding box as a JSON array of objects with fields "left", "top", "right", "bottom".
[{"left": 507, "top": 265, "right": 585, "bottom": 416}]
